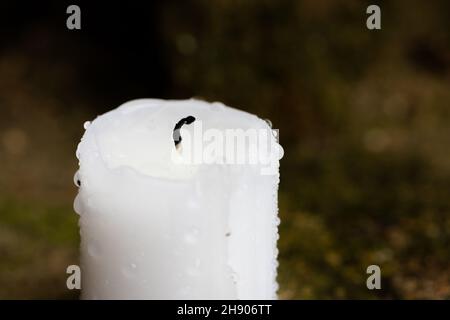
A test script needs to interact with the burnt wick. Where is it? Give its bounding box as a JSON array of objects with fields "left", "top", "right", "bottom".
[{"left": 173, "top": 116, "right": 196, "bottom": 147}]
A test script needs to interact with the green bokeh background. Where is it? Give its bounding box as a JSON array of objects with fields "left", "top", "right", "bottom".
[{"left": 1, "top": 0, "right": 450, "bottom": 299}]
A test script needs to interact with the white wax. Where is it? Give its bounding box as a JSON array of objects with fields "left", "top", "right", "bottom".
[{"left": 74, "top": 99, "right": 281, "bottom": 299}]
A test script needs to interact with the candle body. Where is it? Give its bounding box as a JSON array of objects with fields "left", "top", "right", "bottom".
[{"left": 74, "top": 99, "right": 281, "bottom": 299}]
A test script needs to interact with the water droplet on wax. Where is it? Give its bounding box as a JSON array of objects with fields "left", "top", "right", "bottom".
[
  {"left": 264, "top": 119, "right": 273, "bottom": 128},
  {"left": 73, "top": 171, "right": 81, "bottom": 187},
  {"left": 184, "top": 227, "right": 200, "bottom": 244},
  {"left": 230, "top": 272, "right": 239, "bottom": 284},
  {"left": 274, "top": 217, "right": 281, "bottom": 226},
  {"left": 211, "top": 102, "right": 225, "bottom": 111},
  {"left": 122, "top": 263, "right": 138, "bottom": 278},
  {"left": 73, "top": 196, "right": 82, "bottom": 215},
  {"left": 87, "top": 244, "right": 99, "bottom": 258}
]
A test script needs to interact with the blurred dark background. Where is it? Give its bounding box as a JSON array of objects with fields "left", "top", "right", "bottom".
[{"left": 1, "top": 0, "right": 450, "bottom": 299}]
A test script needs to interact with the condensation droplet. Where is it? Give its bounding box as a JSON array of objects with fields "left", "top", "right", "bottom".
[
  {"left": 276, "top": 144, "right": 284, "bottom": 160},
  {"left": 211, "top": 102, "right": 225, "bottom": 111},
  {"left": 184, "top": 227, "right": 200, "bottom": 244},
  {"left": 73, "top": 195, "right": 82, "bottom": 215},
  {"left": 73, "top": 171, "right": 81, "bottom": 187},
  {"left": 87, "top": 243, "right": 99, "bottom": 258},
  {"left": 272, "top": 259, "right": 279, "bottom": 269},
  {"left": 122, "top": 263, "right": 137, "bottom": 278},
  {"left": 230, "top": 272, "right": 239, "bottom": 284},
  {"left": 274, "top": 217, "right": 281, "bottom": 226}
]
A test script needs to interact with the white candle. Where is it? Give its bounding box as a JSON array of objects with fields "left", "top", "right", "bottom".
[{"left": 74, "top": 99, "right": 282, "bottom": 299}]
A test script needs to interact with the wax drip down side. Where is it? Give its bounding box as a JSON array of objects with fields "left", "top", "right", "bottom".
[{"left": 74, "top": 98, "right": 281, "bottom": 299}]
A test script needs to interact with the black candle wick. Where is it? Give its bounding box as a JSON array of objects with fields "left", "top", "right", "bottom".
[{"left": 173, "top": 116, "right": 196, "bottom": 146}]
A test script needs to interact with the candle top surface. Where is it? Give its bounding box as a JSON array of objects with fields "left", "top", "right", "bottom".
[{"left": 76, "top": 99, "right": 275, "bottom": 181}]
